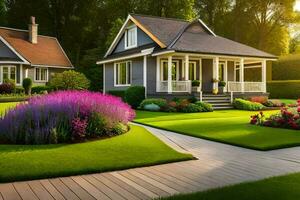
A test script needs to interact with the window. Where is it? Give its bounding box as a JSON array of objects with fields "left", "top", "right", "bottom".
[
  {"left": 125, "top": 26, "right": 137, "bottom": 49},
  {"left": 35, "top": 67, "right": 48, "bottom": 82},
  {"left": 1, "top": 66, "right": 16, "bottom": 83},
  {"left": 115, "top": 61, "right": 131, "bottom": 86},
  {"left": 160, "top": 60, "right": 179, "bottom": 81}
]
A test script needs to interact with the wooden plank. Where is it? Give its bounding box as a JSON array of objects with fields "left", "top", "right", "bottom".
[
  {"left": 0, "top": 184, "right": 21, "bottom": 200},
  {"left": 92, "top": 174, "right": 140, "bottom": 200},
  {"left": 82, "top": 175, "right": 123, "bottom": 200},
  {"left": 119, "top": 171, "right": 169, "bottom": 196},
  {"left": 102, "top": 173, "right": 150, "bottom": 200},
  {"left": 39, "top": 180, "right": 65, "bottom": 200},
  {"left": 13, "top": 182, "right": 38, "bottom": 200},
  {"left": 27, "top": 180, "right": 54, "bottom": 200},
  {"left": 60, "top": 177, "right": 95, "bottom": 200},
  {"left": 111, "top": 172, "right": 158, "bottom": 199},
  {"left": 49, "top": 178, "right": 80, "bottom": 200}
]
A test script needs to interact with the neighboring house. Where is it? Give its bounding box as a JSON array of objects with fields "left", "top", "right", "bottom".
[
  {"left": 0, "top": 17, "right": 73, "bottom": 86},
  {"left": 97, "top": 14, "right": 276, "bottom": 101}
]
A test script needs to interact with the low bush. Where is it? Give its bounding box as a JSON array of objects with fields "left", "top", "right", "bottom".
[
  {"left": 249, "top": 96, "right": 268, "bottom": 104},
  {"left": 267, "top": 81, "right": 300, "bottom": 99},
  {"left": 0, "top": 83, "right": 14, "bottom": 94},
  {"left": 195, "top": 101, "right": 213, "bottom": 112},
  {"left": 124, "top": 86, "right": 145, "bottom": 108},
  {"left": 15, "top": 86, "right": 25, "bottom": 94},
  {"left": 31, "top": 86, "right": 53, "bottom": 94},
  {"left": 140, "top": 98, "right": 168, "bottom": 109},
  {"left": 192, "top": 80, "right": 200, "bottom": 87},
  {"left": 180, "top": 103, "right": 203, "bottom": 113},
  {"left": 107, "top": 90, "right": 126, "bottom": 100},
  {"left": 0, "top": 91, "right": 135, "bottom": 144},
  {"left": 49, "top": 70, "right": 90, "bottom": 90},
  {"left": 263, "top": 99, "right": 284, "bottom": 107},
  {"left": 144, "top": 104, "right": 161, "bottom": 111},
  {"left": 233, "top": 98, "right": 264, "bottom": 111}
]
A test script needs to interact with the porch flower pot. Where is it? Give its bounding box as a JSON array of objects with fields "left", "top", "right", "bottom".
[
  {"left": 218, "top": 86, "right": 224, "bottom": 94},
  {"left": 192, "top": 86, "right": 201, "bottom": 92},
  {"left": 212, "top": 88, "right": 218, "bottom": 95}
]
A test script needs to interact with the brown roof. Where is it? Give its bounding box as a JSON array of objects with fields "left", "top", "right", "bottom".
[{"left": 0, "top": 27, "right": 73, "bottom": 67}]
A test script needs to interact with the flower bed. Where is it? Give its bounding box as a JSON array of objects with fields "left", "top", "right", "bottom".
[
  {"left": 250, "top": 100, "right": 300, "bottom": 130},
  {"left": 0, "top": 91, "right": 135, "bottom": 144}
]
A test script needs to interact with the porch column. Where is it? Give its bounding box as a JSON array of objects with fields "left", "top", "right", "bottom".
[
  {"left": 224, "top": 61, "right": 228, "bottom": 92},
  {"left": 156, "top": 56, "right": 160, "bottom": 92},
  {"left": 185, "top": 55, "right": 189, "bottom": 81},
  {"left": 240, "top": 58, "right": 244, "bottom": 93},
  {"left": 213, "top": 57, "right": 219, "bottom": 91},
  {"left": 262, "top": 59, "right": 267, "bottom": 93},
  {"left": 167, "top": 55, "right": 173, "bottom": 94}
]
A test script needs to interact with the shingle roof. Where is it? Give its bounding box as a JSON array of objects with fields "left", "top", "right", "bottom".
[
  {"left": 131, "top": 14, "right": 277, "bottom": 59},
  {"left": 170, "top": 32, "right": 276, "bottom": 58},
  {"left": 0, "top": 27, "right": 73, "bottom": 67}
]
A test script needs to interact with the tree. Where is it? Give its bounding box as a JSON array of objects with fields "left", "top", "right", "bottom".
[{"left": 49, "top": 70, "right": 90, "bottom": 90}]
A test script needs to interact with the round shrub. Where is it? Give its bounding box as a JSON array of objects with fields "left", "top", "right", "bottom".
[
  {"left": 49, "top": 70, "right": 90, "bottom": 90},
  {"left": 233, "top": 98, "right": 264, "bottom": 111},
  {"left": 124, "top": 86, "right": 145, "bottom": 108},
  {"left": 22, "top": 78, "right": 32, "bottom": 95},
  {"left": 195, "top": 101, "right": 213, "bottom": 112},
  {"left": 144, "top": 104, "right": 161, "bottom": 111},
  {"left": 0, "top": 91, "right": 135, "bottom": 144},
  {"left": 140, "top": 98, "right": 167, "bottom": 109}
]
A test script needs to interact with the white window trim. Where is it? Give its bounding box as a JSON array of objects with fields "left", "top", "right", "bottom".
[
  {"left": 114, "top": 61, "right": 132, "bottom": 87},
  {"left": 160, "top": 60, "right": 180, "bottom": 81},
  {"left": 183, "top": 61, "right": 197, "bottom": 81},
  {"left": 34, "top": 67, "right": 49, "bottom": 82},
  {"left": 124, "top": 25, "right": 137, "bottom": 50},
  {"left": 0, "top": 65, "right": 17, "bottom": 84}
]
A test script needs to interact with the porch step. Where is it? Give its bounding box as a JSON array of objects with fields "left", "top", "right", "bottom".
[{"left": 200, "top": 94, "right": 233, "bottom": 110}]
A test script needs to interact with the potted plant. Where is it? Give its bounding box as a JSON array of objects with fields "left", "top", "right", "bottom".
[
  {"left": 218, "top": 81, "right": 226, "bottom": 94},
  {"left": 191, "top": 80, "right": 201, "bottom": 92},
  {"left": 211, "top": 78, "right": 219, "bottom": 95}
]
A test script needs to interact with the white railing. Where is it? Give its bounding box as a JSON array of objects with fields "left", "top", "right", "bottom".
[
  {"left": 227, "top": 81, "right": 265, "bottom": 92},
  {"left": 158, "top": 81, "right": 191, "bottom": 93}
]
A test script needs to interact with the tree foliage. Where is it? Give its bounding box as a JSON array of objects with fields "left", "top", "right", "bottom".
[{"left": 50, "top": 70, "right": 90, "bottom": 90}]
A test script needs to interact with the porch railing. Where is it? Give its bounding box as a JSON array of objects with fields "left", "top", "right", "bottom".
[
  {"left": 227, "top": 81, "right": 265, "bottom": 92},
  {"left": 158, "top": 81, "right": 192, "bottom": 93}
]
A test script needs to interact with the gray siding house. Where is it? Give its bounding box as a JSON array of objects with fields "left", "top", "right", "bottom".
[
  {"left": 98, "top": 14, "right": 276, "bottom": 101},
  {"left": 0, "top": 17, "right": 73, "bottom": 86}
]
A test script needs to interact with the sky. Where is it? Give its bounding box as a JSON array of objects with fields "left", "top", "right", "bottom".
[{"left": 295, "top": 0, "right": 300, "bottom": 11}]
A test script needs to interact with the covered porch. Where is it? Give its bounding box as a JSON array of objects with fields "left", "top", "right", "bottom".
[{"left": 155, "top": 53, "right": 269, "bottom": 94}]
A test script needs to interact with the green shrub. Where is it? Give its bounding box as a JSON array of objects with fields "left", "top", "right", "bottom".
[
  {"left": 188, "top": 96, "right": 198, "bottom": 103},
  {"left": 272, "top": 54, "right": 300, "bottom": 80},
  {"left": 195, "top": 101, "right": 213, "bottom": 112},
  {"left": 267, "top": 81, "right": 300, "bottom": 99},
  {"left": 111, "top": 123, "right": 128, "bottom": 136},
  {"left": 140, "top": 98, "right": 167, "bottom": 109},
  {"left": 233, "top": 98, "right": 264, "bottom": 111},
  {"left": 22, "top": 78, "right": 32, "bottom": 95},
  {"left": 124, "top": 86, "right": 145, "bottom": 108},
  {"left": 49, "top": 70, "right": 90, "bottom": 90},
  {"left": 192, "top": 80, "right": 200, "bottom": 87},
  {"left": 144, "top": 104, "right": 161, "bottom": 111},
  {"left": 31, "top": 86, "right": 53, "bottom": 94},
  {"left": 108, "top": 90, "right": 126, "bottom": 100},
  {"left": 3, "top": 79, "right": 16, "bottom": 92},
  {"left": 87, "top": 112, "right": 107, "bottom": 137},
  {"left": 15, "top": 86, "right": 24, "bottom": 94},
  {"left": 180, "top": 103, "right": 202, "bottom": 113}
]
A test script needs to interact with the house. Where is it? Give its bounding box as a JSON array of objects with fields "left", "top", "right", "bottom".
[
  {"left": 97, "top": 14, "right": 277, "bottom": 103},
  {"left": 0, "top": 17, "right": 73, "bottom": 86}
]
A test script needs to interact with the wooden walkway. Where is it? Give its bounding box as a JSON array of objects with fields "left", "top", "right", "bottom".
[{"left": 2, "top": 125, "right": 300, "bottom": 200}]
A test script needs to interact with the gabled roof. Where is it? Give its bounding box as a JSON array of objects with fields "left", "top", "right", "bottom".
[
  {"left": 0, "top": 27, "right": 73, "bottom": 67},
  {"left": 104, "top": 14, "right": 276, "bottom": 60}
]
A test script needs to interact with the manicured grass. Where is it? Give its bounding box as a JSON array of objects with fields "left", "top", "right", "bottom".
[
  {"left": 0, "top": 102, "right": 18, "bottom": 116},
  {"left": 0, "top": 125, "right": 192, "bottom": 183},
  {"left": 279, "top": 99, "right": 297, "bottom": 105},
  {"left": 164, "top": 172, "right": 300, "bottom": 200},
  {"left": 134, "top": 110, "right": 300, "bottom": 150}
]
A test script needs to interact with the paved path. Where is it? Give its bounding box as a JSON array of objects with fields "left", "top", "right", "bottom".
[{"left": 2, "top": 125, "right": 300, "bottom": 200}]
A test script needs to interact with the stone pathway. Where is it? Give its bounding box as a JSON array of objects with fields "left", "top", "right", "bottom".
[{"left": 2, "top": 124, "right": 300, "bottom": 200}]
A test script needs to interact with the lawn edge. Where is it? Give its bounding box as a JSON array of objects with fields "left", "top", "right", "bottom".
[{"left": 133, "top": 121, "right": 300, "bottom": 151}]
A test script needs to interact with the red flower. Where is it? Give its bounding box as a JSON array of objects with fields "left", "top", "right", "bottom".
[{"left": 297, "top": 107, "right": 300, "bottom": 113}]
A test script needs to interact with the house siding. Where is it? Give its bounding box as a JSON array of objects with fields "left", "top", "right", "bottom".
[
  {"left": 146, "top": 56, "right": 156, "bottom": 95},
  {"left": 113, "top": 27, "right": 154, "bottom": 54},
  {"left": 105, "top": 57, "right": 144, "bottom": 92},
  {"left": 202, "top": 59, "right": 213, "bottom": 92}
]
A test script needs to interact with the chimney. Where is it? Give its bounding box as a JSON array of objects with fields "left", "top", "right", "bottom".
[{"left": 28, "top": 16, "right": 38, "bottom": 44}]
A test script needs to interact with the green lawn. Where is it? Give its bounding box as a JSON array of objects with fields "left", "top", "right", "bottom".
[
  {"left": 0, "top": 124, "right": 192, "bottom": 183},
  {"left": 135, "top": 110, "right": 300, "bottom": 150},
  {"left": 279, "top": 99, "right": 297, "bottom": 105},
  {"left": 0, "top": 102, "right": 18, "bottom": 116},
  {"left": 164, "top": 172, "right": 300, "bottom": 200}
]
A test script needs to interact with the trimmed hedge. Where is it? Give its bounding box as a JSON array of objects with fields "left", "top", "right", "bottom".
[
  {"left": 267, "top": 81, "right": 300, "bottom": 99},
  {"left": 107, "top": 90, "right": 126, "bottom": 100},
  {"left": 272, "top": 54, "right": 300, "bottom": 80},
  {"left": 233, "top": 98, "right": 264, "bottom": 111},
  {"left": 31, "top": 86, "right": 53, "bottom": 94},
  {"left": 124, "top": 86, "right": 145, "bottom": 108}
]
